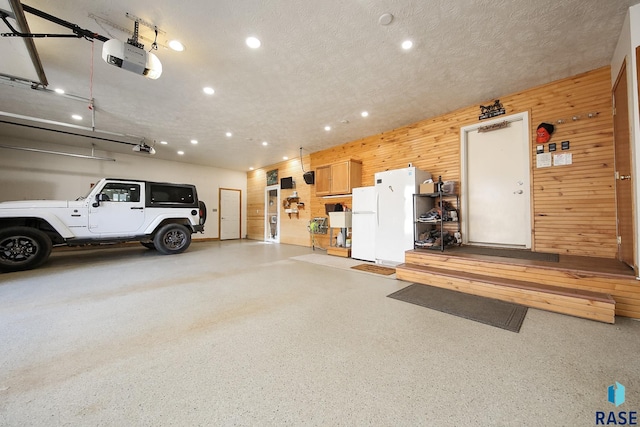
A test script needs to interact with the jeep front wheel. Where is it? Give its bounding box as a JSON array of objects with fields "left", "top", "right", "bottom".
[
  {"left": 140, "top": 241, "right": 156, "bottom": 250},
  {"left": 0, "top": 227, "right": 53, "bottom": 272},
  {"left": 153, "top": 224, "right": 191, "bottom": 255}
]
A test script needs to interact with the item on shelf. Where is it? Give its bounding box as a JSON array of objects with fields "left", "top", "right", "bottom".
[
  {"left": 418, "top": 209, "right": 440, "bottom": 222},
  {"left": 420, "top": 182, "right": 438, "bottom": 194},
  {"left": 413, "top": 191, "right": 460, "bottom": 252},
  {"left": 441, "top": 181, "right": 457, "bottom": 194}
]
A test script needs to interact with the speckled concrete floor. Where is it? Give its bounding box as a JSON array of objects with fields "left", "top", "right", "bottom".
[{"left": 1, "top": 240, "right": 639, "bottom": 426}]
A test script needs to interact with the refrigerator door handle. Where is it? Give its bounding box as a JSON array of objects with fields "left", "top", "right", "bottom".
[{"left": 376, "top": 193, "right": 380, "bottom": 226}]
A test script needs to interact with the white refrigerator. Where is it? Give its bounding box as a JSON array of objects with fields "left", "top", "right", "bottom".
[
  {"left": 374, "top": 167, "right": 431, "bottom": 265},
  {"left": 351, "top": 186, "right": 376, "bottom": 261}
]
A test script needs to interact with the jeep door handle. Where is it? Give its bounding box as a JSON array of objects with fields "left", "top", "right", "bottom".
[{"left": 130, "top": 207, "right": 144, "bottom": 210}]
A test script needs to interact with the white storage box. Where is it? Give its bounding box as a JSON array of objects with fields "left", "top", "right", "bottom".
[{"left": 329, "top": 211, "right": 352, "bottom": 228}]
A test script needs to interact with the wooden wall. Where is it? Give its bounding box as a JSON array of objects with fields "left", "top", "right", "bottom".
[
  {"left": 247, "top": 156, "right": 312, "bottom": 246},
  {"left": 248, "top": 66, "right": 618, "bottom": 258},
  {"left": 309, "top": 67, "right": 617, "bottom": 257}
]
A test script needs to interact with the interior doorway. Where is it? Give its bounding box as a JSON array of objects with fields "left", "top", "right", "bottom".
[
  {"left": 613, "top": 57, "right": 636, "bottom": 271},
  {"left": 265, "top": 185, "right": 279, "bottom": 243},
  {"left": 219, "top": 188, "right": 241, "bottom": 240},
  {"left": 461, "top": 112, "right": 531, "bottom": 248}
]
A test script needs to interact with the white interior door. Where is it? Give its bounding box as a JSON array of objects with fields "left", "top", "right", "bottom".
[
  {"left": 461, "top": 113, "right": 531, "bottom": 248},
  {"left": 265, "top": 185, "right": 279, "bottom": 242},
  {"left": 220, "top": 188, "right": 241, "bottom": 240}
]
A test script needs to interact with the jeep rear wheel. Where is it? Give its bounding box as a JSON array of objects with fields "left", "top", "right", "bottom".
[
  {"left": 153, "top": 224, "right": 191, "bottom": 255},
  {"left": 0, "top": 227, "right": 53, "bottom": 272}
]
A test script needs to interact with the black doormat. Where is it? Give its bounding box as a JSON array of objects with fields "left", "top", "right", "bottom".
[
  {"left": 387, "top": 284, "right": 527, "bottom": 333},
  {"left": 446, "top": 246, "right": 559, "bottom": 262}
]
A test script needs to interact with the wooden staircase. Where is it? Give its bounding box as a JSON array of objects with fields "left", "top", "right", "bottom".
[{"left": 394, "top": 249, "right": 637, "bottom": 324}]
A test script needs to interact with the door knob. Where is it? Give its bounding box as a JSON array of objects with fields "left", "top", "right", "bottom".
[{"left": 513, "top": 190, "right": 524, "bottom": 194}]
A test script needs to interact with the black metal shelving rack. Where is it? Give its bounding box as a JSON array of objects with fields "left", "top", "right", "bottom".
[{"left": 413, "top": 192, "right": 460, "bottom": 251}]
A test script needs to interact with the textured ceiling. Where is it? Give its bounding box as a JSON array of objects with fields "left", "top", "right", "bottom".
[{"left": 0, "top": 0, "right": 637, "bottom": 171}]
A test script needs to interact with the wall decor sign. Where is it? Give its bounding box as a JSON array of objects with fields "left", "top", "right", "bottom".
[
  {"left": 266, "top": 169, "right": 278, "bottom": 186},
  {"left": 479, "top": 99, "right": 505, "bottom": 120},
  {"left": 478, "top": 120, "right": 509, "bottom": 133}
]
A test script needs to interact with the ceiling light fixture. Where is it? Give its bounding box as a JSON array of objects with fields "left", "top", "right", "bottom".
[
  {"left": 132, "top": 141, "right": 156, "bottom": 154},
  {"left": 262, "top": 141, "right": 268, "bottom": 146},
  {"left": 168, "top": 40, "right": 185, "bottom": 51},
  {"left": 160, "top": 140, "right": 168, "bottom": 145},
  {"left": 225, "top": 132, "right": 232, "bottom": 137},
  {"left": 191, "top": 139, "right": 198, "bottom": 144},
  {"left": 71, "top": 114, "right": 82, "bottom": 120},
  {"left": 361, "top": 111, "right": 369, "bottom": 117},
  {"left": 283, "top": 156, "right": 288, "bottom": 160},
  {"left": 378, "top": 13, "right": 394, "bottom": 26},
  {"left": 54, "top": 88, "right": 65, "bottom": 94},
  {"left": 246, "top": 36, "right": 261, "bottom": 49},
  {"left": 177, "top": 150, "right": 184, "bottom": 155},
  {"left": 324, "top": 125, "right": 331, "bottom": 131},
  {"left": 402, "top": 40, "right": 413, "bottom": 50},
  {"left": 203, "top": 87, "right": 215, "bottom": 95}
]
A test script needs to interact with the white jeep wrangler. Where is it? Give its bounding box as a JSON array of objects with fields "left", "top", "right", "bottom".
[{"left": 0, "top": 178, "right": 207, "bottom": 272}]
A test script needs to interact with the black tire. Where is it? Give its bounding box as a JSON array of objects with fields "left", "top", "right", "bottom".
[
  {"left": 140, "top": 241, "right": 156, "bottom": 250},
  {"left": 153, "top": 224, "right": 191, "bottom": 255},
  {"left": 0, "top": 227, "right": 53, "bottom": 272},
  {"left": 198, "top": 201, "right": 207, "bottom": 226}
]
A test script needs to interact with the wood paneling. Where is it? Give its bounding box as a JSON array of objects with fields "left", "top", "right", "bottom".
[
  {"left": 306, "top": 67, "right": 616, "bottom": 257},
  {"left": 247, "top": 156, "right": 312, "bottom": 246},
  {"left": 249, "top": 66, "right": 618, "bottom": 257}
]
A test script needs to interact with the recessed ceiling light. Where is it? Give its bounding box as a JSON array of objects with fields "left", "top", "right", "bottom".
[
  {"left": 160, "top": 141, "right": 168, "bottom": 145},
  {"left": 168, "top": 40, "right": 185, "bottom": 52},
  {"left": 54, "top": 88, "right": 64, "bottom": 94},
  {"left": 262, "top": 141, "right": 268, "bottom": 146},
  {"left": 226, "top": 132, "right": 233, "bottom": 137},
  {"left": 361, "top": 111, "right": 369, "bottom": 117},
  {"left": 402, "top": 40, "right": 413, "bottom": 50},
  {"left": 283, "top": 156, "right": 288, "bottom": 160},
  {"left": 246, "top": 36, "right": 261, "bottom": 49},
  {"left": 249, "top": 167, "right": 254, "bottom": 171},
  {"left": 71, "top": 114, "right": 82, "bottom": 120},
  {"left": 324, "top": 125, "right": 331, "bottom": 131},
  {"left": 203, "top": 87, "right": 215, "bottom": 95},
  {"left": 177, "top": 150, "right": 184, "bottom": 155},
  {"left": 191, "top": 139, "right": 198, "bottom": 144}
]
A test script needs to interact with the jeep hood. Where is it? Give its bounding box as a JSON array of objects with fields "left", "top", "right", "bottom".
[{"left": 0, "top": 200, "right": 71, "bottom": 209}]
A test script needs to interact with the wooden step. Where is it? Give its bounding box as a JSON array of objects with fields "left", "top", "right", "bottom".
[
  {"left": 396, "top": 264, "right": 616, "bottom": 323},
  {"left": 404, "top": 249, "right": 639, "bottom": 319}
]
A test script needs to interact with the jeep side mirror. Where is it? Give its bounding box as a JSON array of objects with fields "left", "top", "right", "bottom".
[{"left": 92, "top": 193, "right": 109, "bottom": 207}]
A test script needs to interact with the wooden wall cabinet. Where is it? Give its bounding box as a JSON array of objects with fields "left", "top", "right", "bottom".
[{"left": 315, "top": 160, "right": 362, "bottom": 196}]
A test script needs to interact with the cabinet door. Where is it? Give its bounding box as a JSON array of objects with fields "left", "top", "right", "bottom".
[
  {"left": 330, "top": 161, "right": 351, "bottom": 194},
  {"left": 315, "top": 165, "right": 332, "bottom": 195}
]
